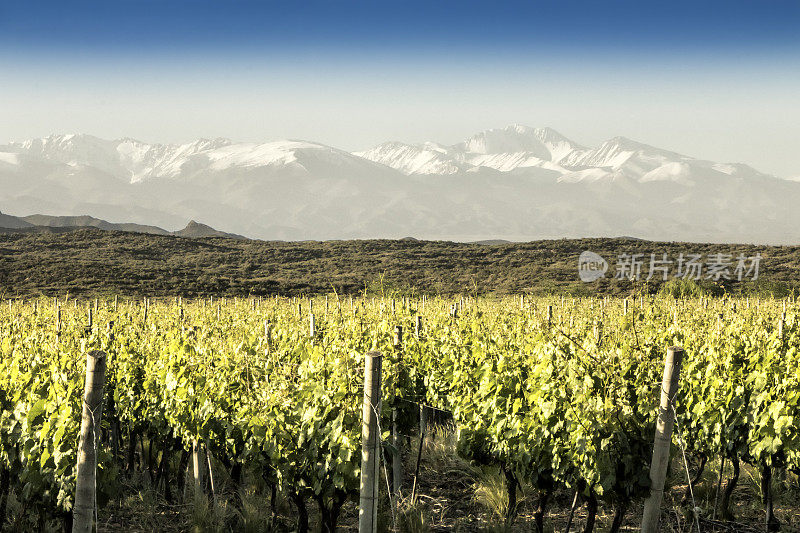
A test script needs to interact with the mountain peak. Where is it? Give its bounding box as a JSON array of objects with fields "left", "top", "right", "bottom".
[
  {"left": 532, "top": 126, "right": 574, "bottom": 144},
  {"left": 505, "top": 124, "right": 568, "bottom": 141},
  {"left": 604, "top": 136, "right": 651, "bottom": 150},
  {"left": 459, "top": 126, "right": 548, "bottom": 157},
  {"left": 174, "top": 220, "right": 247, "bottom": 240}
]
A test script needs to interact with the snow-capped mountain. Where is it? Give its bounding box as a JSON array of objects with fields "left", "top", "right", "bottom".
[
  {"left": 355, "top": 124, "right": 768, "bottom": 184},
  {"left": 354, "top": 125, "right": 578, "bottom": 175},
  {"left": 0, "top": 126, "right": 798, "bottom": 243}
]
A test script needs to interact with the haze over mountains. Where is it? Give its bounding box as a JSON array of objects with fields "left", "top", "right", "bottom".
[{"left": 0, "top": 125, "right": 797, "bottom": 244}]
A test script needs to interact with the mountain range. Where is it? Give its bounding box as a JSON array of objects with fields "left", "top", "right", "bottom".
[
  {"left": 0, "top": 212, "right": 245, "bottom": 239},
  {"left": 0, "top": 125, "right": 797, "bottom": 243}
]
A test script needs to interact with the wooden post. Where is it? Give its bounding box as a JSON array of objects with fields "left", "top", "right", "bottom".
[
  {"left": 73, "top": 350, "right": 107, "bottom": 533},
  {"left": 547, "top": 305, "right": 553, "bottom": 327},
  {"left": 641, "top": 346, "right": 685, "bottom": 533},
  {"left": 359, "top": 352, "right": 382, "bottom": 533},
  {"left": 114, "top": 295, "right": 118, "bottom": 312},
  {"left": 309, "top": 312, "right": 315, "bottom": 341},
  {"left": 415, "top": 315, "right": 422, "bottom": 339},
  {"left": 264, "top": 320, "right": 271, "bottom": 354},
  {"left": 192, "top": 439, "right": 206, "bottom": 501}
]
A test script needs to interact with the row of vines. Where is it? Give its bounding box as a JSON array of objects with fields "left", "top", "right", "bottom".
[{"left": 0, "top": 295, "right": 797, "bottom": 531}]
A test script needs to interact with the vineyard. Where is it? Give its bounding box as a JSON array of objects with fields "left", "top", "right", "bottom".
[{"left": 0, "top": 294, "right": 799, "bottom": 532}]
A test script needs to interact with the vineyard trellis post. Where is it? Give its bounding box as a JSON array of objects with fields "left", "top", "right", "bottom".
[
  {"left": 359, "top": 351, "right": 382, "bottom": 533},
  {"left": 73, "top": 350, "right": 107, "bottom": 533},
  {"left": 192, "top": 439, "right": 206, "bottom": 502},
  {"left": 641, "top": 345, "right": 684, "bottom": 533}
]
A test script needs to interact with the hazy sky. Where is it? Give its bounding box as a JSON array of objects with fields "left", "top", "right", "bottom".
[{"left": 2, "top": 0, "right": 799, "bottom": 177}]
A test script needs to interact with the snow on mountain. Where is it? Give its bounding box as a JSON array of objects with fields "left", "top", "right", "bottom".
[
  {"left": 354, "top": 142, "right": 465, "bottom": 175},
  {"left": 355, "top": 125, "right": 583, "bottom": 176},
  {"left": 355, "top": 126, "right": 789, "bottom": 192},
  {"left": 356, "top": 127, "right": 709, "bottom": 184},
  {"left": 457, "top": 125, "right": 582, "bottom": 161},
  {"left": 1, "top": 125, "right": 799, "bottom": 244},
  {"left": 5, "top": 135, "right": 388, "bottom": 183},
  {"left": 115, "top": 137, "right": 233, "bottom": 182},
  {"left": 557, "top": 136, "right": 680, "bottom": 169}
]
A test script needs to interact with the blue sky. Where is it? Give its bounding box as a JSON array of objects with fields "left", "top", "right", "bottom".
[
  {"left": 3, "top": 1, "right": 798, "bottom": 55},
  {"left": 2, "top": 0, "right": 799, "bottom": 176}
]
